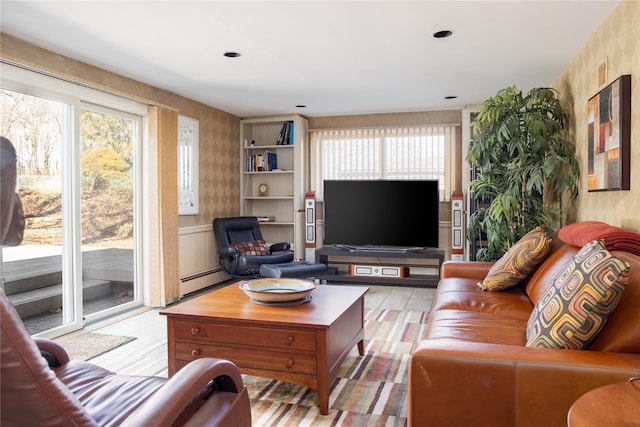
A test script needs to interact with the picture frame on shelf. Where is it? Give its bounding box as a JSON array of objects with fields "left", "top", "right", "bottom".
[{"left": 587, "top": 74, "right": 631, "bottom": 191}]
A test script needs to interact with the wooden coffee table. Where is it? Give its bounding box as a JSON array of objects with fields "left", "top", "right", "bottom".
[{"left": 160, "top": 283, "right": 368, "bottom": 415}]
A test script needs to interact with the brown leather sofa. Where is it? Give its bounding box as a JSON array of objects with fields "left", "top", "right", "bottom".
[
  {"left": 0, "top": 289, "right": 252, "bottom": 427},
  {"left": 408, "top": 222, "right": 640, "bottom": 427}
]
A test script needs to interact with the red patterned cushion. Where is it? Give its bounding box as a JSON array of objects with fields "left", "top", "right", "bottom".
[
  {"left": 230, "top": 240, "right": 269, "bottom": 256},
  {"left": 525, "top": 239, "right": 630, "bottom": 349},
  {"left": 478, "top": 226, "right": 553, "bottom": 291}
]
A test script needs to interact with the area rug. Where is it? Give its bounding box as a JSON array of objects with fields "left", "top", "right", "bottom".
[
  {"left": 53, "top": 332, "right": 136, "bottom": 361},
  {"left": 245, "top": 308, "right": 429, "bottom": 426}
]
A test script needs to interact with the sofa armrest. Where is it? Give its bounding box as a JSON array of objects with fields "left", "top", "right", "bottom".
[
  {"left": 126, "top": 358, "right": 250, "bottom": 427},
  {"left": 409, "top": 339, "right": 640, "bottom": 427},
  {"left": 35, "top": 338, "right": 70, "bottom": 367},
  {"left": 440, "top": 261, "right": 495, "bottom": 280},
  {"left": 269, "top": 241, "right": 291, "bottom": 253}
]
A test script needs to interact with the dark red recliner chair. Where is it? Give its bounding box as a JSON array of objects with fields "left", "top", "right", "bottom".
[{"left": 0, "top": 289, "right": 252, "bottom": 427}]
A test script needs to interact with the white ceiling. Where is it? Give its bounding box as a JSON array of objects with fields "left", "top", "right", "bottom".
[{"left": 1, "top": 1, "right": 619, "bottom": 118}]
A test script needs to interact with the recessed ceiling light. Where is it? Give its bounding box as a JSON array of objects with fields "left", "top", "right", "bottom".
[
  {"left": 433, "top": 30, "right": 453, "bottom": 39},
  {"left": 445, "top": 96, "right": 458, "bottom": 100},
  {"left": 223, "top": 51, "right": 241, "bottom": 58},
  {"left": 295, "top": 105, "right": 306, "bottom": 108}
]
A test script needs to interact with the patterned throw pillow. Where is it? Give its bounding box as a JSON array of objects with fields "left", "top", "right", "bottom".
[
  {"left": 230, "top": 240, "right": 270, "bottom": 256},
  {"left": 525, "top": 239, "right": 630, "bottom": 349},
  {"left": 478, "top": 226, "right": 553, "bottom": 291}
]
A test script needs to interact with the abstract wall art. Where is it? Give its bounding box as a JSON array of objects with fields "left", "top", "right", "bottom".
[{"left": 587, "top": 74, "right": 631, "bottom": 191}]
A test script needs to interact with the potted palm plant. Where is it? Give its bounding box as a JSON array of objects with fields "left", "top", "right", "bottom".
[{"left": 467, "top": 86, "right": 580, "bottom": 261}]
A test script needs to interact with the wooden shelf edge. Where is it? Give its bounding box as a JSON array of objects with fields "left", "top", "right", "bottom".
[
  {"left": 245, "top": 196, "right": 294, "bottom": 200},
  {"left": 317, "top": 273, "right": 438, "bottom": 288},
  {"left": 244, "top": 144, "right": 294, "bottom": 150},
  {"left": 244, "top": 170, "right": 293, "bottom": 174}
]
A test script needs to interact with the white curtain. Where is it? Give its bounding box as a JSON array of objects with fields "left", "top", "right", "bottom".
[{"left": 310, "top": 125, "right": 457, "bottom": 201}]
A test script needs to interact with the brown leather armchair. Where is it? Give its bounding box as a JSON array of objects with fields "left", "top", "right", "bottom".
[{"left": 0, "top": 289, "right": 251, "bottom": 426}]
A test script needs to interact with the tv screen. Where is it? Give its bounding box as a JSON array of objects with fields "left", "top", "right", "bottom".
[{"left": 323, "top": 180, "right": 439, "bottom": 250}]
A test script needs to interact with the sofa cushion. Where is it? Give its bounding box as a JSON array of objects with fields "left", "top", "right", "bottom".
[
  {"left": 524, "top": 240, "right": 578, "bottom": 306},
  {"left": 432, "top": 278, "right": 534, "bottom": 321},
  {"left": 423, "top": 309, "right": 528, "bottom": 346},
  {"left": 525, "top": 240, "right": 630, "bottom": 350},
  {"left": 230, "top": 239, "right": 269, "bottom": 256},
  {"left": 478, "top": 226, "right": 553, "bottom": 291},
  {"left": 589, "top": 250, "right": 640, "bottom": 353}
]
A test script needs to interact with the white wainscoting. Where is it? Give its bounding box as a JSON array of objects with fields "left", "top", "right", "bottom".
[{"left": 178, "top": 225, "right": 228, "bottom": 296}]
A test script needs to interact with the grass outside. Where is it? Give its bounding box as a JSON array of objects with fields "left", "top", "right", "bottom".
[{"left": 19, "top": 188, "right": 133, "bottom": 248}]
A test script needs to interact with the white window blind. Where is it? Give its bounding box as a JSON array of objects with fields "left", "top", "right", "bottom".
[{"left": 310, "top": 125, "right": 456, "bottom": 201}]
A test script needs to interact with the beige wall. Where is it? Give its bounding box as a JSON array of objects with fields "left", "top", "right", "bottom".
[
  {"left": 554, "top": 1, "right": 640, "bottom": 232},
  {"left": 308, "top": 110, "right": 461, "bottom": 130}
]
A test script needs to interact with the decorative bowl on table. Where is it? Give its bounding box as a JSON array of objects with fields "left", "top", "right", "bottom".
[{"left": 238, "top": 278, "right": 316, "bottom": 303}]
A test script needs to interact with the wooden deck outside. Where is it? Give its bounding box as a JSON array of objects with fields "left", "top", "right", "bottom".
[
  {"left": 2, "top": 248, "right": 134, "bottom": 334},
  {"left": 2, "top": 248, "right": 133, "bottom": 290}
]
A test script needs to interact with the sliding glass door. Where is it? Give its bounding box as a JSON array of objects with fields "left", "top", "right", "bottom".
[
  {"left": 1, "top": 74, "right": 143, "bottom": 337},
  {"left": 0, "top": 90, "right": 72, "bottom": 334},
  {"left": 79, "top": 106, "right": 140, "bottom": 323}
]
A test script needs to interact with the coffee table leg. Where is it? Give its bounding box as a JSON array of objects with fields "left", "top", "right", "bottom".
[
  {"left": 358, "top": 339, "right": 364, "bottom": 356},
  {"left": 318, "top": 389, "right": 329, "bottom": 415},
  {"left": 317, "top": 372, "right": 329, "bottom": 415}
]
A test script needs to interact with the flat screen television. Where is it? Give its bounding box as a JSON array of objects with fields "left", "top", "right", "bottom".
[{"left": 322, "top": 180, "right": 439, "bottom": 251}]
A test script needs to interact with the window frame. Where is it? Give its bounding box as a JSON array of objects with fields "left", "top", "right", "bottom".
[
  {"left": 1, "top": 62, "right": 147, "bottom": 337},
  {"left": 310, "top": 125, "right": 457, "bottom": 202}
]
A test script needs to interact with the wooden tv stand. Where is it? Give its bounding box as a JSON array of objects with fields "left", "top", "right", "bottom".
[{"left": 314, "top": 245, "right": 444, "bottom": 287}]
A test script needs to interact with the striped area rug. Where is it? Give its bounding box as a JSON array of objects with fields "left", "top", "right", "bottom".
[{"left": 244, "top": 308, "right": 429, "bottom": 426}]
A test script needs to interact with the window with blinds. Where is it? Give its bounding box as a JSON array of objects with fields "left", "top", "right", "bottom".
[{"left": 310, "top": 125, "right": 456, "bottom": 201}]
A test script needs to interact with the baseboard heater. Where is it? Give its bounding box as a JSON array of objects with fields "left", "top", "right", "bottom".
[
  {"left": 180, "top": 267, "right": 229, "bottom": 295},
  {"left": 180, "top": 267, "right": 222, "bottom": 283}
]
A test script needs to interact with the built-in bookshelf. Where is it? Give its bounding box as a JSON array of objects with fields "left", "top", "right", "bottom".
[{"left": 240, "top": 115, "right": 308, "bottom": 258}]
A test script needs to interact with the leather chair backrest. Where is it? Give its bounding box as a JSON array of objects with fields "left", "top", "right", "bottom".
[
  {"left": 213, "top": 216, "right": 264, "bottom": 247},
  {"left": 0, "top": 289, "right": 98, "bottom": 427},
  {"left": 1, "top": 137, "right": 25, "bottom": 246}
]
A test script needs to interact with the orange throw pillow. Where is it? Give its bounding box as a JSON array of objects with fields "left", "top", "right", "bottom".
[{"left": 478, "top": 226, "right": 553, "bottom": 291}]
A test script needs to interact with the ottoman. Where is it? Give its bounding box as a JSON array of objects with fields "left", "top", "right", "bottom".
[{"left": 260, "top": 261, "right": 328, "bottom": 279}]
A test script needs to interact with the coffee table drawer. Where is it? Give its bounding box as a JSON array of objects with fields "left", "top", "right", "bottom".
[
  {"left": 175, "top": 342, "right": 316, "bottom": 374},
  {"left": 173, "top": 320, "right": 316, "bottom": 351}
]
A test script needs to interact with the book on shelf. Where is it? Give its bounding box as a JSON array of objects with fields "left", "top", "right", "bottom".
[
  {"left": 266, "top": 151, "right": 277, "bottom": 170},
  {"left": 276, "top": 123, "right": 286, "bottom": 145},
  {"left": 276, "top": 121, "right": 294, "bottom": 145},
  {"left": 246, "top": 151, "right": 277, "bottom": 171},
  {"left": 257, "top": 216, "right": 276, "bottom": 222}
]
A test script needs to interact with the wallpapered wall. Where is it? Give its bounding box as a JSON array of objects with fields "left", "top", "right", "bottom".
[
  {"left": 554, "top": 1, "right": 640, "bottom": 231},
  {"left": 176, "top": 108, "right": 240, "bottom": 229}
]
